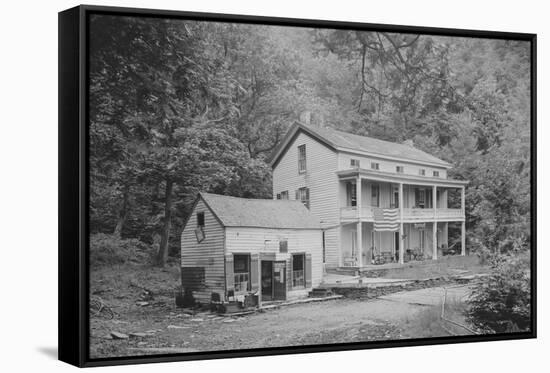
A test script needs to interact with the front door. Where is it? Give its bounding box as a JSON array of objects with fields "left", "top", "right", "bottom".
[
  {"left": 261, "top": 260, "right": 287, "bottom": 301},
  {"left": 261, "top": 261, "right": 273, "bottom": 301},
  {"left": 273, "top": 261, "right": 287, "bottom": 301}
]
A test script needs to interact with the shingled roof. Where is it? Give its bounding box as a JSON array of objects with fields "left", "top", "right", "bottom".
[
  {"left": 199, "top": 192, "right": 322, "bottom": 229},
  {"left": 269, "top": 122, "right": 451, "bottom": 168}
]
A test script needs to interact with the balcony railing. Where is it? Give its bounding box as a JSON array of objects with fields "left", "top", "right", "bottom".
[{"left": 340, "top": 206, "right": 464, "bottom": 221}]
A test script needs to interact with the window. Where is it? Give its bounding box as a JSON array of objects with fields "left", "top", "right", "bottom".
[
  {"left": 276, "top": 193, "right": 281, "bottom": 200},
  {"left": 419, "top": 169, "right": 426, "bottom": 176},
  {"left": 433, "top": 170, "right": 440, "bottom": 177},
  {"left": 280, "top": 190, "right": 289, "bottom": 200},
  {"left": 371, "top": 162, "right": 380, "bottom": 170},
  {"left": 296, "top": 187, "right": 310, "bottom": 209},
  {"left": 396, "top": 166, "right": 404, "bottom": 173},
  {"left": 279, "top": 240, "right": 288, "bottom": 253},
  {"left": 233, "top": 254, "right": 250, "bottom": 292},
  {"left": 419, "top": 230, "right": 425, "bottom": 249},
  {"left": 415, "top": 189, "right": 426, "bottom": 208},
  {"left": 351, "top": 159, "right": 361, "bottom": 168},
  {"left": 196, "top": 212, "right": 205, "bottom": 227},
  {"left": 346, "top": 182, "right": 357, "bottom": 207},
  {"left": 292, "top": 254, "right": 306, "bottom": 288},
  {"left": 371, "top": 184, "right": 379, "bottom": 207},
  {"left": 298, "top": 144, "right": 307, "bottom": 173}
]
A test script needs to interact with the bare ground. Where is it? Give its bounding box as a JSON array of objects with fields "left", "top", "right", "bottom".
[{"left": 90, "top": 285, "right": 474, "bottom": 358}]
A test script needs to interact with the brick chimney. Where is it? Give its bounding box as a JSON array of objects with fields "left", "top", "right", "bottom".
[{"left": 299, "top": 110, "right": 311, "bottom": 125}]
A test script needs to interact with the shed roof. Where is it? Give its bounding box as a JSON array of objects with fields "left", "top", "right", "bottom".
[
  {"left": 199, "top": 192, "right": 322, "bottom": 229},
  {"left": 269, "top": 122, "right": 452, "bottom": 168}
]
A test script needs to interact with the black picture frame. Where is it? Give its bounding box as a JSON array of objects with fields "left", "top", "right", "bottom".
[{"left": 59, "top": 4, "right": 537, "bottom": 368}]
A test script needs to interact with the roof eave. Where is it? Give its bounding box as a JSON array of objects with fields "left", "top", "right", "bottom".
[{"left": 336, "top": 146, "right": 453, "bottom": 169}]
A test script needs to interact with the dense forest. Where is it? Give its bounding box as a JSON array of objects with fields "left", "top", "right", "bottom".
[{"left": 89, "top": 15, "right": 531, "bottom": 269}]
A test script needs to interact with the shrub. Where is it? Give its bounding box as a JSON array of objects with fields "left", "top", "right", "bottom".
[
  {"left": 466, "top": 251, "right": 531, "bottom": 333},
  {"left": 90, "top": 233, "right": 152, "bottom": 267}
]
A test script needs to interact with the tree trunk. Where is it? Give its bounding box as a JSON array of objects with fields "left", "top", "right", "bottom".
[
  {"left": 156, "top": 179, "right": 173, "bottom": 267},
  {"left": 113, "top": 184, "right": 130, "bottom": 238}
]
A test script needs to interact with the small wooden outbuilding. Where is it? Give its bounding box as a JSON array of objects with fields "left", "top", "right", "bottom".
[{"left": 180, "top": 192, "right": 323, "bottom": 305}]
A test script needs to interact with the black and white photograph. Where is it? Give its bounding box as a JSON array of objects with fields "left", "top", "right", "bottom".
[{"left": 79, "top": 6, "right": 534, "bottom": 362}]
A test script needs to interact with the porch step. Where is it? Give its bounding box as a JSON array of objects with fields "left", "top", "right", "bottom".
[{"left": 308, "top": 288, "right": 334, "bottom": 298}]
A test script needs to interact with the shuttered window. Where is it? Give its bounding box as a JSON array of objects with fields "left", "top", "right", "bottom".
[
  {"left": 233, "top": 254, "right": 251, "bottom": 293},
  {"left": 350, "top": 159, "right": 360, "bottom": 168},
  {"left": 196, "top": 212, "right": 205, "bottom": 227},
  {"left": 292, "top": 254, "right": 305, "bottom": 288},
  {"left": 396, "top": 165, "right": 404, "bottom": 173},
  {"left": 296, "top": 187, "right": 310, "bottom": 209},
  {"left": 419, "top": 169, "right": 426, "bottom": 176},
  {"left": 371, "top": 162, "right": 380, "bottom": 170},
  {"left": 280, "top": 190, "right": 289, "bottom": 200},
  {"left": 433, "top": 170, "right": 440, "bottom": 177},
  {"left": 298, "top": 144, "right": 307, "bottom": 173},
  {"left": 279, "top": 240, "right": 288, "bottom": 253},
  {"left": 346, "top": 182, "right": 357, "bottom": 207}
]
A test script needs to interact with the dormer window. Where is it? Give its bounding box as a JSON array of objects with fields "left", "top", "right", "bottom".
[
  {"left": 433, "top": 170, "right": 440, "bottom": 177},
  {"left": 298, "top": 144, "right": 306, "bottom": 173},
  {"left": 396, "top": 166, "right": 404, "bottom": 174},
  {"left": 350, "top": 159, "right": 360, "bottom": 168},
  {"left": 419, "top": 169, "right": 426, "bottom": 176},
  {"left": 371, "top": 162, "right": 380, "bottom": 170}
]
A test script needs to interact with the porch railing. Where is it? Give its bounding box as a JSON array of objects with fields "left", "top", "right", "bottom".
[{"left": 341, "top": 206, "right": 464, "bottom": 220}]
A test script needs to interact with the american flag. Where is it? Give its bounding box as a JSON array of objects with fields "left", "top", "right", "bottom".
[{"left": 373, "top": 208, "right": 399, "bottom": 231}]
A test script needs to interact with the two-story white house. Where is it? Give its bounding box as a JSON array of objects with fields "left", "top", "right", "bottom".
[{"left": 268, "top": 121, "right": 468, "bottom": 269}]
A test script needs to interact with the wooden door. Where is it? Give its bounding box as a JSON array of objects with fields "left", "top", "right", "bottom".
[
  {"left": 273, "top": 261, "right": 287, "bottom": 301},
  {"left": 261, "top": 261, "right": 273, "bottom": 301}
]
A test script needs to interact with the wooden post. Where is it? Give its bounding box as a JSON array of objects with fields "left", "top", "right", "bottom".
[
  {"left": 433, "top": 185, "right": 437, "bottom": 218},
  {"left": 399, "top": 183, "right": 404, "bottom": 264},
  {"left": 356, "top": 176, "right": 363, "bottom": 267},
  {"left": 461, "top": 186, "right": 466, "bottom": 256},
  {"left": 433, "top": 221, "right": 438, "bottom": 260},
  {"left": 432, "top": 185, "right": 437, "bottom": 260},
  {"left": 461, "top": 221, "right": 466, "bottom": 256}
]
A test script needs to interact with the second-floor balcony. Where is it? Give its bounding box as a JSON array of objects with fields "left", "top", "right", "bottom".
[{"left": 340, "top": 206, "right": 465, "bottom": 222}]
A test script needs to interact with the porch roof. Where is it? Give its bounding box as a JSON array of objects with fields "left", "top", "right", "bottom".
[{"left": 337, "top": 168, "right": 468, "bottom": 188}]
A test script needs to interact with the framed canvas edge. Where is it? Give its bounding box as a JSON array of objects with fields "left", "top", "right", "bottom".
[{"left": 57, "top": 4, "right": 538, "bottom": 368}]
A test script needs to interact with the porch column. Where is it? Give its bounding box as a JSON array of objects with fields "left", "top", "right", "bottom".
[
  {"left": 399, "top": 182, "right": 404, "bottom": 264},
  {"left": 433, "top": 185, "right": 437, "bottom": 218},
  {"left": 461, "top": 221, "right": 466, "bottom": 256},
  {"left": 461, "top": 186, "right": 466, "bottom": 256},
  {"left": 356, "top": 176, "right": 363, "bottom": 267},
  {"left": 433, "top": 222, "right": 438, "bottom": 260},
  {"left": 432, "top": 185, "right": 438, "bottom": 260}
]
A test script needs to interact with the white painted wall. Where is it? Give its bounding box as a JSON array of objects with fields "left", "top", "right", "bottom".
[
  {"left": 180, "top": 199, "right": 226, "bottom": 303},
  {"left": 338, "top": 152, "right": 448, "bottom": 179},
  {"left": 272, "top": 131, "right": 340, "bottom": 267},
  {"left": 225, "top": 227, "right": 323, "bottom": 298}
]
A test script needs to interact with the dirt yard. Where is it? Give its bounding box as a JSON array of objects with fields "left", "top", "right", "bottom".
[{"left": 90, "top": 284, "right": 474, "bottom": 358}]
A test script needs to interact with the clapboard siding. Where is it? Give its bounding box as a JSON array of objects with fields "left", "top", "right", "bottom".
[
  {"left": 338, "top": 152, "right": 448, "bottom": 179},
  {"left": 272, "top": 131, "right": 340, "bottom": 267},
  {"left": 225, "top": 227, "right": 323, "bottom": 297},
  {"left": 180, "top": 199, "right": 225, "bottom": 303}
]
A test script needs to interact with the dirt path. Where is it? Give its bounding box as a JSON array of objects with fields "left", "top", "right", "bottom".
[{"left": 90, "top": 285, "right": 473, "bottom": 358}]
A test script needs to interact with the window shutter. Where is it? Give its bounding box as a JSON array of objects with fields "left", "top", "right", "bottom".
[
  {"left": 295, "top": 189, "right": 299, "bottom": 200},
  {"left": 250, "top": 254, "right": 259, "bottom": 293},
  {"left": 225, "top": 254, "right": 234, "bottom": 296},
  {"left": 305, "top": 253, "right": 312, "bottom": 288},
  {"left": 415, "top": 189, "right": 420, "bottom": 206},
  {"left": 346, "top": 182, "right": 351, "bottom": 206},
  {"left": 305, "top": 188, "right": 310, "bottom": 209},
  {"left": 276, "top": 193, "right": 281, "bottom": 200},
  {"left": 286, "top": 257, "right": 293, "bottom": 292}
]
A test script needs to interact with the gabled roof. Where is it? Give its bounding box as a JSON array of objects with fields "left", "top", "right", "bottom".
[
  {"left": 198, "top": 192, "right": 322, "bottom": 229},
  {"left": 268, "top": 122, "right": 452, "bottom": 169}
]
